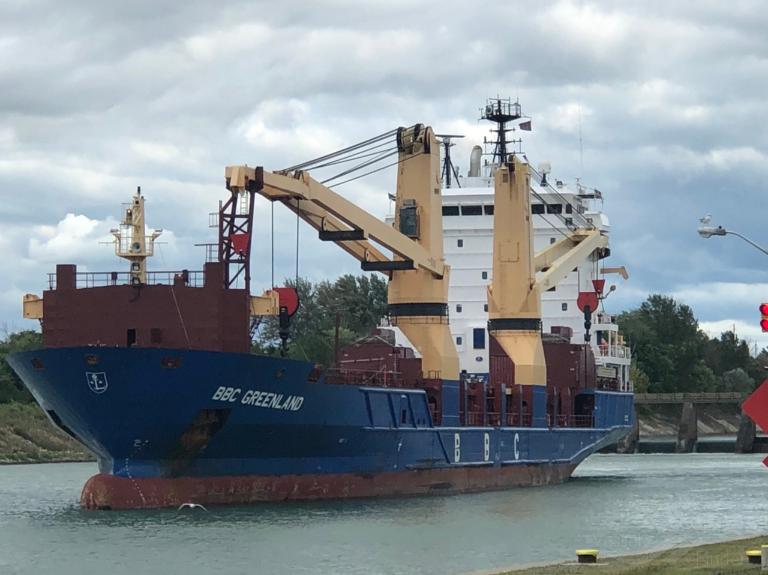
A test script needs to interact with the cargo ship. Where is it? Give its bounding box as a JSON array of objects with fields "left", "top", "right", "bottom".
[{"left": 8, "top": 99, "right": 634, "bottom": 509}]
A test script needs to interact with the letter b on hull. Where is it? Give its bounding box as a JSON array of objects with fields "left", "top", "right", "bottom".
[{"left": 454, "top": 433, "right": 461, "bottom": 463}]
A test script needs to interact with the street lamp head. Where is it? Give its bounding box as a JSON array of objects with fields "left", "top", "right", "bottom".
[
  {"left": 698, "top": 226, "right": 727, "bottom": 238},
  {"left": 698, "top": 215, "right": 727, "bottom": 238}
]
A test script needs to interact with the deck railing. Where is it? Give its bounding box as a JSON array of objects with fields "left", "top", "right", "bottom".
[
  {"left": 634, "top": 392, "right": 745, "bottom": 404},
  {"left": 324, "top": 368, "right": 406, "bottom": 388},
  {"left": 48, "top": 270, "right": 204, "bottom": 290},
  {"left": 595, "top": 344, "right": 631, "bottom": 360},
  {"left": 504, "top": 413, "right": 533, "bottom": 427},
  {"left": 463, "top": 412, "right": 595, "bottom": 428},
  {"left": 549, "top": 414, "right": 594, "bottom": 428}
]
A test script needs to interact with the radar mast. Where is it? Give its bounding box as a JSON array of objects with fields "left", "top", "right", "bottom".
[
  {"left": 480, "top": 97, "right": 530, "bottom": 169},
  {"left": 110, "top": 187, "right": 163, "bottom": 285}
]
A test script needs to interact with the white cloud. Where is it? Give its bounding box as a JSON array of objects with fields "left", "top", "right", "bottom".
[
  {"left": 671, "top": 282, "right": 768, "bottom": 307},
  {"left": 546, "top": 102, "right": 593, "bottom": 135},
  {"left": 236, "top": 99, "right": 345, "bottom": 159},
  {"left": 0, "top": 127, "right": 15, "bottom": 149},
  {"left": 28, "top": 214, "right": 113, "bottom": 262},
  {"left": 537, "top": 1, "right": 631, "bottom": 58},
  {"left": 130, "top": 141, "right": 184, "bottom": 164},
  {"left": 183, "top": 22, "right": 273, "bottom": 62}
]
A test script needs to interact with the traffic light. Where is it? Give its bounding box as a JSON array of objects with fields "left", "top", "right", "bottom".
[
  {"left": 583, "top": 305, "right": 592, "bottom": 342},
  {"left": 761, "top": 303, "right": 768, "bottom": 332}
]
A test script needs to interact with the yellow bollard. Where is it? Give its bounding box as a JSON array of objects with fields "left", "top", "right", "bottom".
[
  {"left": 576, "top": 549, "right": 599, "bottom": 564},
  {"left": 747, "top": 549, "right": 761, "bottom": 564}
]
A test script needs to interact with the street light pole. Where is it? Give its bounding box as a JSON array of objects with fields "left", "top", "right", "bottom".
[{"left": 697, "top": 215, "right": 768, "bottom": 256}]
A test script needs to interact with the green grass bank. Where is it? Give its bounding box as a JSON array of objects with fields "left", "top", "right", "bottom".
[
  {"left": 0, "top": 402, "right": 93, "bottom": 464},
  {"left": 500, "top": 535, "right": 768, "bottom": 574}
]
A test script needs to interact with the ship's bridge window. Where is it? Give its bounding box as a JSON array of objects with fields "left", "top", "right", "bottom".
[
  {"left": 484, "top": 205, "right": 494, "bottom": 215},
  {"left": 546, "top": 204, "right": 563, "bottom": 214},
  {"left": 442, "top": 205, "right": 460, "bottom": 216},
  {"left": 531, "top": 204, "right": 545, "bottom": 214},
  {"left": 461, "top": 205, "right": 482, "bottom": 216},
  {"left": 473, "top": 328, "right": 486, "bottom": 350}
]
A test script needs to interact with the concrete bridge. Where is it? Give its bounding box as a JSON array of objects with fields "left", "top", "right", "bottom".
[{"left": 618, "top": 392, "right": 755, "bottom": 454}]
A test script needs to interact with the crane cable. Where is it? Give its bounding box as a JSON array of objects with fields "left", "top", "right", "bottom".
[
  {"left": 280, "top": 126, "right": 427, "bottom": 189},
  {"left": 528, "top": 164, "right": 593, "bottom": 230},
  {"left": 281, "top": 128, "right": 398, "bottom": 173}
]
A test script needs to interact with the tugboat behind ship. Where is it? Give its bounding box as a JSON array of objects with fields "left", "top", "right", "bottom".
[{"left": 8, "top": 100, "right": 634, "bottom": 509}]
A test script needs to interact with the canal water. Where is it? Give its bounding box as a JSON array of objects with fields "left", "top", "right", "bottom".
[{"left": 1, "top": 454, "right": 766, "bottom": 575}]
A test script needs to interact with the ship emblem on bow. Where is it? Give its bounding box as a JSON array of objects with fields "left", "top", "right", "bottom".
[{"left": 85, "top": 372, "right": 109, "bottom": 394}]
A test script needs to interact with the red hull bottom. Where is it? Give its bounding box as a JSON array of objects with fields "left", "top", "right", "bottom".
[{"left": 81, "top": 463, "right": 577, "bottom": 510}]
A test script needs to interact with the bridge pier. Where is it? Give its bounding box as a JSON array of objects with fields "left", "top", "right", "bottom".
[
  {"left": 735, "top": 411, "right": 756, "bottom": 454},
  {"left": 676, "top": 401, "right": 697, "bottom": 453}
]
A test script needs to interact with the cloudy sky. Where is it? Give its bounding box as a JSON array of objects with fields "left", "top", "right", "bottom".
[{"left": 2, "top": 0, "right": 768, "bottom": 348}]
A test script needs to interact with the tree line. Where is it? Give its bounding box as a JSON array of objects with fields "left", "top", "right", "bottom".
[
  {"left": 618, "top": 294, "right": 768, "bottom": 393},
  {"left": 0, "top": 330, "right": 40, "bottom": 403},
  {"left": 253, "top": 274, "right": 389, "bottom": 366}
]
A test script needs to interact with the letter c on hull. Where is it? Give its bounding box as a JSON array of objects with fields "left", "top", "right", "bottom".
[{"left": 513, "top": 433, "right": 520, "bottom": 460}]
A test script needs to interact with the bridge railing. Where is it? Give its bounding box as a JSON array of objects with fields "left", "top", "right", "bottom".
[{"left": 634, "top": 392, "right": 746, "bottom": 404}]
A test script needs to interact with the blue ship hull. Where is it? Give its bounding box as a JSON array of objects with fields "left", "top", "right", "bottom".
[{"left": 8, "top": 347, "right": 633, "bottom": 508}]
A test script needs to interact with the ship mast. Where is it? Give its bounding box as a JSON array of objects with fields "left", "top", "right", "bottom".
[
  {"left": 110, "top": 187, "right": 162, "bottom": 286},
  {"left": 480, "top": 97, "right": 529, "bottom": 169},
  {"left": 437, "top": 134, "right": 464, "bottom": 188}
]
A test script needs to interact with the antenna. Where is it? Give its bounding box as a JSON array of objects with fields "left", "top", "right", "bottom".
[
  {"left": 578, "top": 103, "right": 584, "bottom": 179},
  {"left": 436, "top": 134, "right": 464, "bottom": 188}
]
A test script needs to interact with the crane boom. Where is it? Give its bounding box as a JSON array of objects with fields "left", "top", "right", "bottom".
[
  {"left": 533, "top": 229, "right": 608, "bottom": 292},
  {"left": 274, "top": 196, "right": 390, "bottom": 268},
  {"left": 226, "top": 125, "right": 458, "bottom": 381},
  {"left": 226, "top": 162, "right": 445, "bottom": 278}
]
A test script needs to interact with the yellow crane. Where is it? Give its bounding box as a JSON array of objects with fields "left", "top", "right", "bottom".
[
  {"left": 488, "top": 155, "right": 609, "bottom": 388},
  {"left": 225, "top": 125, "right": 459, "bottom": 382}
]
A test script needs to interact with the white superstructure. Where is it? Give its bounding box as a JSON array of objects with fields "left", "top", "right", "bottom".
[{"left": 439, "top": 158, "right": 632, "bottom": 391}]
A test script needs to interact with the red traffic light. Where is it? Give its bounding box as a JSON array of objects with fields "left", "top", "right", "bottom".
[{"left": 761, "top": 303, "right": 768, "bottom": 332}]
